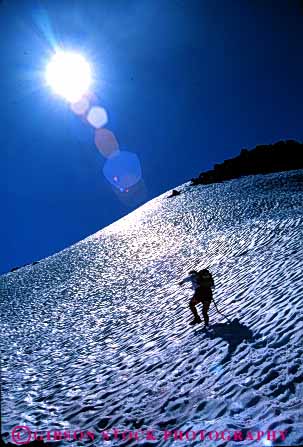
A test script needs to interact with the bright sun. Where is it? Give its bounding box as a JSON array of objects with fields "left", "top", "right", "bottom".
[{"left": 45, "top": 51, "right": 92, "bottom": 103}]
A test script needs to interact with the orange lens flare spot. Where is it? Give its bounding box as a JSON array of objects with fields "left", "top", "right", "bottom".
[{"left": 94, "top": 128, "right": 119, "bottom": 158}]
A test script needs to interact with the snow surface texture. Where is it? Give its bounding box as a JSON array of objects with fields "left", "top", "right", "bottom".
[{"left": 1, "top": 170, "right": 303, "bottom": 447}]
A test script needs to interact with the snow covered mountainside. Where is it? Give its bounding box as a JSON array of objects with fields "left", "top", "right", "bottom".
[{"left": 1, "top": 170, "right": 303, "bottom": 447}]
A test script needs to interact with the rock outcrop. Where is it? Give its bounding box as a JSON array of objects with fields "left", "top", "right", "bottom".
[{"left": 191, "top": 140, "right": 303, "bottom": 185}]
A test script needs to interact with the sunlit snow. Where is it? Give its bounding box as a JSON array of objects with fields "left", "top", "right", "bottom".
[{"left": 1, "top": 170, "right": 303, "bottom": 446}]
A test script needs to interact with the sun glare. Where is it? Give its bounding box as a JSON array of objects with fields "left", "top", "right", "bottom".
[{"left": 45, "top": 51, "right": 92, "bottom": 103}]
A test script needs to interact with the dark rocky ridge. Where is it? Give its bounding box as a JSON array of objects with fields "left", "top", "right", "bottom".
[{"left": 191, "top": 140, "right": 303, "bottom": 185}]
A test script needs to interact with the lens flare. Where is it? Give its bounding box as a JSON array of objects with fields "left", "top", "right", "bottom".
[
  {"left": 70, "top": 96, "right": 90, "bottom": 115},
  {"left": 103, "top": 150, "right": 142, "bottom": 190},
  {"left": 112, "top": 179, "right": 147, "bottom": 207},
  {"left": 45, "top": 51, "right": 92, "bottom": 103},
  {"left": 94, "top": 128, "right": 119, "bottom": 158},
  {"left": 87, "top": 106, "right": 108, "bottom": 128}
]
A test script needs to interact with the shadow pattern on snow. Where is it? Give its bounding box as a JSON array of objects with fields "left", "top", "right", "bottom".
[{"left": 197, "top": 318, "right": 257, "bottom": 364}]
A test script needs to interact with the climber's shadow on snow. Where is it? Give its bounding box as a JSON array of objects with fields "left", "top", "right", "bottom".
[{"left": 197, "top": 318, "right": 256, "bottom": 364}]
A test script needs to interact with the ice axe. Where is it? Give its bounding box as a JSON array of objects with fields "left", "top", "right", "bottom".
[{"left": 212, "top": 296, "right": 231, "bottom": 323}]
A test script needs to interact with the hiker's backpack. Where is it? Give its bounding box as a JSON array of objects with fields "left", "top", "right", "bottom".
[{"left": 197, "top": 269, "right": 214, "bottom": 288}]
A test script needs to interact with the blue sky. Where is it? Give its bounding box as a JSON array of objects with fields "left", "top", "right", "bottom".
[{"left": 1, "top": 0, "right": 303, "bottom": 273}]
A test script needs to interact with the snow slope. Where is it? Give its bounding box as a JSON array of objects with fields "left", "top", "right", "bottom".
[{"left": 1, "top": 170, "right": 303, "bottom": 447}]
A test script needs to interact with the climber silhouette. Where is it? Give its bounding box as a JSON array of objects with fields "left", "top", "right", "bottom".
[{"left": 179, "top": 269, "right": 215, "bottom": 326}]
